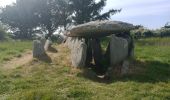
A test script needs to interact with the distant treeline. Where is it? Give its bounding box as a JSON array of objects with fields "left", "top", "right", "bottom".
[{"left": 131, "top": 25, "right": 170, "bottom": 39}]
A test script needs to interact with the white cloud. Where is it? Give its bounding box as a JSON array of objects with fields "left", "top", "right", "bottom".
[
  {"left": 104, "top": 0, "right": 170, "bottom": 17},
  {"left": 103, "top": 0, "right": 170, "bottom": 29},
  {"left": 105, "top": 0, "right": 168, "bottom": 8},
  {"left": 113, "top": 3, "right": 170, "bottom": 18},
  {"left": 0, "top": 0, "right": 16, "bottom": 7}
]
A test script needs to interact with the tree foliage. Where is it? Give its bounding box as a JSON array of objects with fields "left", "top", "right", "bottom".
[
  {"left": 70, "top": 0, "right": 120, "bottom": 24},
  {"left": 0, "top": 0, "right": 71, "bottom": 39},
  {"left": 164, "top": 22, "right": 170, "bottom": 28},
  {"left": 0, "top": 0, "right": 39, "bottom": 39},
  {"left": 0, "top": 0, "right": 120, "bottom": 39}
]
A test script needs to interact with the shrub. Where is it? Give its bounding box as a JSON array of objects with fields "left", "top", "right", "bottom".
[
  {"left": 159, "top": 28, "right": 170, "bottom": 37},
  {"left": 131, "top": 27, "right": 170, "bottom": 39}
]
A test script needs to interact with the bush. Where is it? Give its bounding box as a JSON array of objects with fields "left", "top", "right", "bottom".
[
  {"left": 159, "top": 28, "right": 170, "bottom": 37},
  {"left": 130, "top": 28, "right": 148, "bottom": 39},
  {"left": 131, "top": 27, "right": 170, "bottom": 39}
]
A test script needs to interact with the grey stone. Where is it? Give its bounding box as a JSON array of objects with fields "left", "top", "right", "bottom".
[
  {"left": 64, "top": 20, "right": 134, "bottom": 37},
  {"left": 41, "top": 37, "right": 46, "bottom": 47},
  {"left": 65, "top": 37, "right": 74, "bottom": 49},
  {"left": 33, "top": 40, "right": 46, "bottom": 58},
  {"left": 56, "top": 34, "right": 66, "bottom": 44},
  {"left": 44, "top": 39, "right": 53, "bottom": 51},
  {"left": 52, "top": 34, "right": 66, "bottom": 44},
  {"left": 66, "top": 37, "right": 87, "bottom": 68},
  {"left": 110, "top": 35, "right": 129, "bottom": 66},
  {"left": 121, "top": 60, "right": 129, "bottom": 75}
]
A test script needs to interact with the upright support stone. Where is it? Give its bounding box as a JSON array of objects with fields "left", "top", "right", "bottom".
[
  {"left": 110, "top": 34, "right": 129, "bottom": 66},
  {"left": 33, "top": 40, "right": 46, "bottom": 58},
  {"left": 108, "top": 35, "right": 133, "bottom": 76},
  {"left": 66, "top": 37, "right": 87, "bottom": 68}
]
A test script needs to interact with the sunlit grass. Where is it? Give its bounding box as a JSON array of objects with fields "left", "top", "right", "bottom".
[
  {"left": 0, "top": 38, "right": 170, "bottom": 100},
  {"left": 0, "top": 41, "right": 32, "bottom": 63}
]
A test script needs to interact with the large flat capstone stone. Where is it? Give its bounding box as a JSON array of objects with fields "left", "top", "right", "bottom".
[{"left": 64, "top": 20, "right": 134, "bottom": 38}]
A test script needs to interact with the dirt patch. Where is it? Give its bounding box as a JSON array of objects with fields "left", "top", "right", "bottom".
[{"left": 1, "top": 51, "right": 33, "bottom": 70}]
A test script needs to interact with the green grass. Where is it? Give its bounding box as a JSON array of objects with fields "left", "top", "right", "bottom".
[
  {"left": 0, "top": 41, "right": 32, "bottom": 63},
  {"left": 0, "top": 38, "right": 170, "bottom": 100}
]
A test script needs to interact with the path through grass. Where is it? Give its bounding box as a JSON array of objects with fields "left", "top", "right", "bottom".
[{"left": 0, "top": 41, "right": 32, "bottom": 63}]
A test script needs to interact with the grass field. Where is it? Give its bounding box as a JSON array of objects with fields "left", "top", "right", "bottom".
[
  {"left": 0, "top": 41, "right": 32, "bottom": 63},
  {"left": 0, "top": 38, "right": 170, "bottom": 100}
]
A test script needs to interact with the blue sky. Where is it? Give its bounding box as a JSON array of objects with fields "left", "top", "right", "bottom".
[
  {"left": 104, "top": 0, "right": 170, "bottom": 29},
  {"left": 0, "top": 0, "right": 170, "bottom": 29}
]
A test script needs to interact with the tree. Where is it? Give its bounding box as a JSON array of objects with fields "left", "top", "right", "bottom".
[
  {"left": 36, "top": 0, "right": 73, "bottom": 37},
  {"left": 0, "top": 0, "right": 42, "bottom": 39},
  {"left": 164, "top": 22, "right": 170, "bottom": 28},
  {"left": 69, "top": 0, "right": 121, "bottom": 24},
  {"left": 0, "top": 0, "right": 72, "bottom": 39},
  {"left": 0, "top": 0, "right": 120, "bottom": 39}
]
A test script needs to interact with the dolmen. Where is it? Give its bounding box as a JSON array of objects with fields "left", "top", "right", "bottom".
[{"left": 64, "top": 20, "right": 135, "bottom": 76}]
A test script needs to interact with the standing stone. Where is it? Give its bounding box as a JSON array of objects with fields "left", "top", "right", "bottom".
[
  {"left": 33, "top": 40, "right": 46, "bottom": 58},
  {"left": 65, "top": 37, "right": 73, "bottom": 49},
  {"left": 44, "top": 38, "right": 52, "bottom": 51},
  {"left": 66, "top": 37, "right": 87, "bottom": 68},
  {"left": 41, "top": 37, "right": 46, "bottom": 47},
  {"left": 110, "top": 35, "right": 129, "bottom": 66}
]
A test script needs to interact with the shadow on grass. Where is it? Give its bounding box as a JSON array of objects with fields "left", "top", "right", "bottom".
[
  {"left": 37, "top": 53, "right": 52, "bottom": 63},
  {"left": 77, "top": 60, "right": 170, "bottom": 84},
  {"left": 48, "top": 46, "right": 58, "bottom": 53}
]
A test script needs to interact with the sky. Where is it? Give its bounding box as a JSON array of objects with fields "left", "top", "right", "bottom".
[
  {"left": 0, "top": 0, "right": 15, "bottom": 7},
  {"left": 103, "top": 0, "right": 170, "bottom": 29},
  {"left": 0, "top": 0, "right": 170, "bottom": 29}
]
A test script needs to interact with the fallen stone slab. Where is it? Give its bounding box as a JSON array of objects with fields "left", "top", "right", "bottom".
[{"left": 64, "top": 20, "right": 134, "bottom": 38}]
